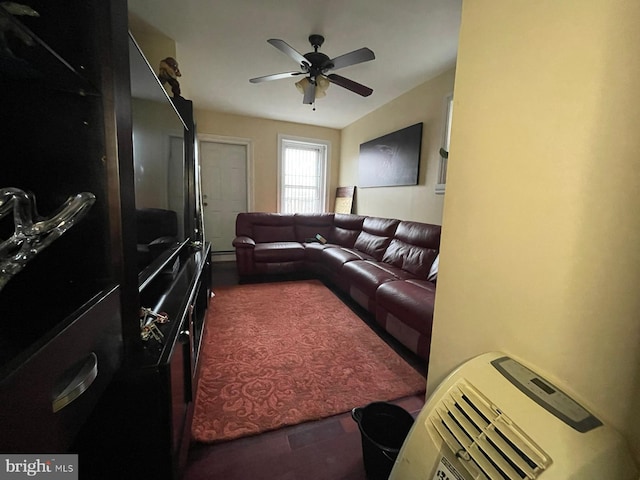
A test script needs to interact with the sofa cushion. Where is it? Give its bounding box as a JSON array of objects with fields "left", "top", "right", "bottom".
[
  {"left": 363, "top": 216, "right": 400, "bottom": 236},
  {"left": 253, "top": 224, "right": 296, "bottom": 243},
  {"left": 374, "top": 279, "right": 436, "bottom": 359},
  {"left": 381, "top": 221, "right": 440, "bottom": 277},
  {"left": 254, "top": 242, "right": 305, "bottom": 262},
  {"left": 236, "top": 213, "right": 297, "bottom": 243},
  {"left": 321, "top": 246, "right": 374, "bottom": 271},
  {"left": 294, "top": 213, "right": 335, "bottom": 242},
  {"left": 331, "top": 227, "right": 360, "bottom": 247},
  {"left": 329, "top": 213, "right": 366, "bottom": 247},
  {"left": 352, "top": 217, "right": 399, "bottom": 260},
  {"left": 236, "top": 212, "right": 289, "bottom": 233},
  {"left": 343, "top": 260, "right": 414, "bottom": 297},
  {"left": 234, "top": 212, "right": 254, "bottom": 238},
  {"left": 382, "top": 239, "right": 436, "bottom": 278},
  {"left": 303, "top": 242, "right": 336, "bottom": 262},
  {"left": 376, "top": 279, "right": 436, "bottom": 335},
  {"left": 334, "top": 213, "right": 366, "bottom": 229},
  {"left": 353, "top": 231, "right": 391, "bottom": 260},
  {"left": 394, "top": 220, "right": 441, "bottom": 249}
]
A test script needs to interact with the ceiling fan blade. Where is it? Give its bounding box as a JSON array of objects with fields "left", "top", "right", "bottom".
[
  {"left": 267, "top": 39, "right": 309, "bottom": 68},
  {"left": 302, "top": 80, "right": 316, "bottom": 104},
  {"left": 250, "top": 71, "right": 303, "bottom": 83},
  {"left": 327, "top": 74, "right": 373, "bottom": 97},
  {"left": 328, "top": 47, "right": 375, "bottom": 71}
]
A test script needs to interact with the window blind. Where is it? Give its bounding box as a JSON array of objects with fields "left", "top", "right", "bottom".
[{"left": 281, "top": 140, "right": 326, "bottom": 214}]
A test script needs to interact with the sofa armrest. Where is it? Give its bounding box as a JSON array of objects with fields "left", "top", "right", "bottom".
[
  {"left": 233, "top": 235, "right": 256, "bottom": 277},
  {"left": 233, "top": 236, "right": 256, "bottom": 248}
]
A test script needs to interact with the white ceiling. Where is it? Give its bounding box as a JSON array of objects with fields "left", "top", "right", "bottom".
[{"left": 128, "top": 0, "right": 462, "bottom": 129}]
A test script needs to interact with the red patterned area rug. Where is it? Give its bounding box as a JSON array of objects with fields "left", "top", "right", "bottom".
[{"left": 191, "top": 280, "right": 426, "bottom": 443}]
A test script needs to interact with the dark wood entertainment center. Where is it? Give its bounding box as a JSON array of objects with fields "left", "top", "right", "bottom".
[{"left": 0, "top": 2, "right": 210, "bottom": 478}]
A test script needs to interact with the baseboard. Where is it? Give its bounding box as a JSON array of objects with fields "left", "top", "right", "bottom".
[{"left": 211, "top": 252, "right": 236, "bottom": 262}]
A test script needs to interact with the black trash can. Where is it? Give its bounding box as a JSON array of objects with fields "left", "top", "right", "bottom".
[{"left": 352, "top": 402, "right": 415, "bottom": 480}]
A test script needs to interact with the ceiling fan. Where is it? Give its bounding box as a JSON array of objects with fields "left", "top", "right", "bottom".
[{"left": 249, "top": 34, "right": 375, "bottom": 106}]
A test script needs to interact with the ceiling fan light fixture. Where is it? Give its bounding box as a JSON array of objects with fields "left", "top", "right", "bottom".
[
  {"left": 295, "top": 75, "right": 329, "bottom": 99},
  {"left": 316, "top": 74, "right": 330, "bottom": 93},
  {"left": 295, "top": 77, "right": 310, "bottom": 94}
]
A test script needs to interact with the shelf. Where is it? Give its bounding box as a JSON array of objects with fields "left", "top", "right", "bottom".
[
  {"left": 0, "top": 5, "right": 99, "bottom": 95},
  {"left": 138, "top": 239, "right": 190, "bottom": 292}
]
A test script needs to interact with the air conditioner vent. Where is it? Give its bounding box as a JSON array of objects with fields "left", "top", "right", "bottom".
[{"left": 428, "top": 381, "right": 552, "bottom": 479}]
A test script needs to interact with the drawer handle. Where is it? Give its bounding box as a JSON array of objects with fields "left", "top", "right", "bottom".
[
  {"left": 179, "top": 330, "right": 190, "bottom": 344},
  {"left": 52, "top": 352, "right": 98, "bottom": 413}
]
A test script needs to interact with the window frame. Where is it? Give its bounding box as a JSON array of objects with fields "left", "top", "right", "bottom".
[
  {"left": 435, "top": 93, "right": 454, "bottom": 194},
  {"left": 277, "top": 134, "right": 330, "bottom": 214}
]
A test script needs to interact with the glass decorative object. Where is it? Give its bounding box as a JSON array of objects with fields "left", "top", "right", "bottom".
[{"left": 0, "top": 187, "right": 96, "bottom": 291}]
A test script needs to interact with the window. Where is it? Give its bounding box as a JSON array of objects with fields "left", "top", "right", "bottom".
[
  {"left": 435, "top": 94, "right": 453, "bottom": 194},
  {"left": 278, "top": 135, "right": 329, "bottom": 214}
]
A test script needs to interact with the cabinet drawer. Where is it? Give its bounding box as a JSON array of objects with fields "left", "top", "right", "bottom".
[{"left": 0, "top": 287, "right": 122, "bottom": 452}]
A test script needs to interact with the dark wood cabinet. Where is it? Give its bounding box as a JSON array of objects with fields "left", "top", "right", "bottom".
[
  {"left": 0, "top": 287, "right": 122, "bottom": 452},
  {"left": 0, "top": 2, "right": 210, "bottom": 478},
  {"left": 77, "top": 243, "right": 211, "bottom": 480},
  {"left": 0, "top": 0, "right": 128, "bottom": 452}
]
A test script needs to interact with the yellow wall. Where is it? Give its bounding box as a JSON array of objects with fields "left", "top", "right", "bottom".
[
  {"left": 129, "top": 13, "right": 186, "bottom": 98},
  {"left": 430, "top": 0, "right": 640, "bottom": 463},
  {"left": 195, "top": 110, "right": 341, "bottom": 212},
  {"left": 339, "top": 68, "right": 455, "bottom": 224}
]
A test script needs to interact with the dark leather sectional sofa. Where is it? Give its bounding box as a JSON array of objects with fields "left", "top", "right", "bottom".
[{"left": 232, "top": 212, "right": 441, "bottom": 362}]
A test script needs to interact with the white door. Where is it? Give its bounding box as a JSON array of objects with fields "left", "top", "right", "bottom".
[{"left": 199, "top": 140, "right": 248, "bottom": 253}]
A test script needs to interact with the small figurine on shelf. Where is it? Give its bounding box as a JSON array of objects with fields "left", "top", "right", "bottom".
[
  {"left": 158, "top": 56, "right": 181, "bottom": 98},
  {"left": 139, "top": 307, "right": 169, "bottom": 343}
]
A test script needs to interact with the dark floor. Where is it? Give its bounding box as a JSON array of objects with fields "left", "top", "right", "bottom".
[{"left": 182, "top": 260, "right": 426, "bottom": 480}]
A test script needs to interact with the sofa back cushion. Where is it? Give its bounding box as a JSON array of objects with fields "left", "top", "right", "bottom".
[
  {"left": 235, "top": 212, "right": 256, "bottom": 237},
  {"left": 236, "top": 213, "right": 296, "bottom": 243},
  {"left": 382, "top": 221, "right": 441, "bottom": 277},
  {"left": 294, "top": 213, "right": 335, "bottom": 242},
  {"left": 136, "top": 208, "right": 178, "bottom": 244},
  {"left": 353, "top": 217, "right": 399, "bottom": 260},
  {"left": 329, "top": 213, "right": 366, "bottom": 247}
]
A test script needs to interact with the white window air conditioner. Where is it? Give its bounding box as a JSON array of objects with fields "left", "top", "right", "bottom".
[{"left": 390, "top": 352, "right": 638, "bottom": 480}]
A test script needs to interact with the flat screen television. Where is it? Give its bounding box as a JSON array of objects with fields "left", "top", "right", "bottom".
[{"left": 128, "top": 34, "right": 188, "bottom": 276}]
